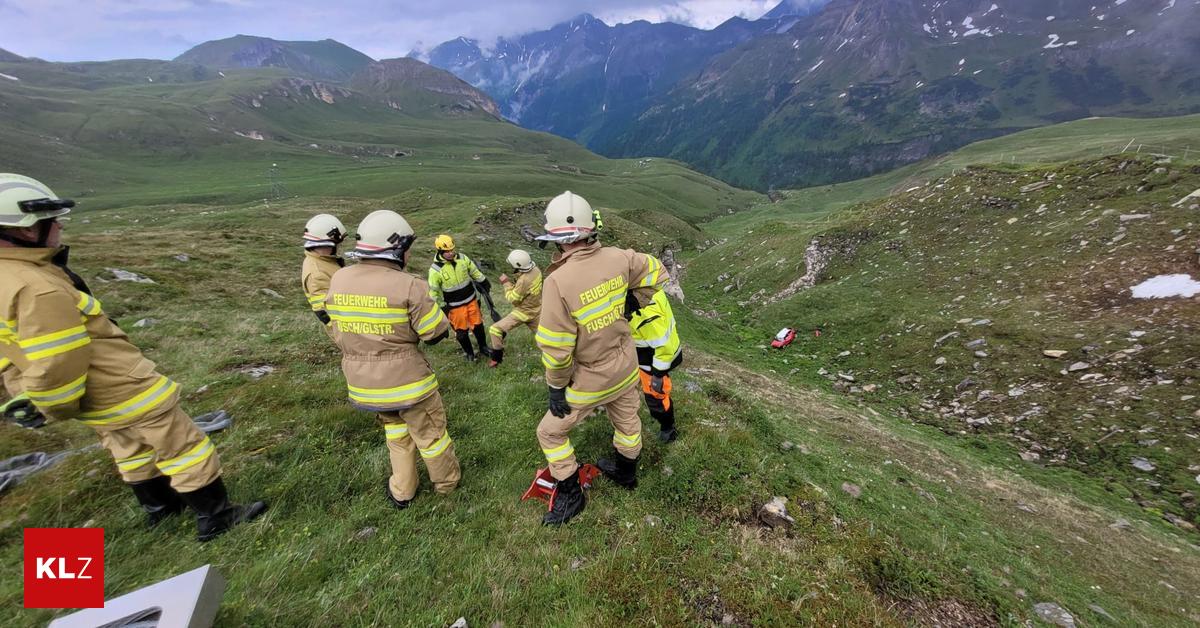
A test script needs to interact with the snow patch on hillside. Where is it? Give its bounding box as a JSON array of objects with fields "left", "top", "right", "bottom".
[{"left": 1131, "top": 274, "right": 1200, "bottom": 299}]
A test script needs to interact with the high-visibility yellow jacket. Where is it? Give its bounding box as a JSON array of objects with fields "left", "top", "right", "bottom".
[
  {"left": 327, "top": 260, "right": 450, "bottom": 412},
  {"left": 428, "top": 253, "right": 485, "bottom": 309},
  {"left": 536, "top": 242, "right": 667, "bottom": 407},
  {"left": 629, "top": 290, "right": 682, "bottom": 375},
  {"left": 301, "top": 251, "right": 343, "bottom": 324},
  {"left": 501, "top": 265, "right": 542, "bottom": 322},
  {"left": 0, "top": 247, "right": 180, "bottom": 427}
]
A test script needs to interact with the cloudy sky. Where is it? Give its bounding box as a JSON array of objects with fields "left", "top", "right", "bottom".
[{"left": 0, "top": 0, "right": 811, "bottom": 62}]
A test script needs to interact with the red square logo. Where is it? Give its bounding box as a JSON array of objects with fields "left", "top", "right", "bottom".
[{"left": 23, "top": 528, "right": 105, "bottom": 609}]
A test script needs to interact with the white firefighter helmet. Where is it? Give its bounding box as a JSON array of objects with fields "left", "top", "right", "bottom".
[
  {"left": 303, "top": 214, "right": 348, "bottom": 249},
  {"left": 537, "top": 191, "right": 596, "bottom": 244},
  {"left": 506, "top": 249, "right": 534, "bottom": 272},
  {"left": 0, "top": 174, "right": 74, "bottom": 228},
  {"left": 354, "top": 210, "right": 415, "bottom": 262}
]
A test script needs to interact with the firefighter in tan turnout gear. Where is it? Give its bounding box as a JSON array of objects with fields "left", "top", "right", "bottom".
[
  {"left": 301, "top": 213, "right": 347, "bottom": 334},
  {"left": 327, "top": 210, "right": 461, "bottom": 508},
  {"left": 487, "top": 249, "right": 542, "bottom": 368},
  {"left": 534, "top": 191, "right": 668, "bottom": 526},
  {"left": 0, "top": 173, "right": 266, "bottom": 542}
]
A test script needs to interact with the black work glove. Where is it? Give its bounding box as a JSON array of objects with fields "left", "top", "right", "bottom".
[
  {"left": 478, "top": 278, "right": 492, "bottom": 292},
  {"left": 650, "top": 375, "right": 665, "bottom": 395},
  {"left": 624, "top": 291, "right": 642, "bottom": 321},
  {"left": 314, "top": 310, "right": 331, "bottom": 326},
  {"left": 548, "top": 386, "right": 570, "bottom": 418}
]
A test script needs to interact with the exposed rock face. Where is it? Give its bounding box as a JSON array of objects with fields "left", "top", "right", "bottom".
[
  {"left": 351, "top": 58, "right": 501, "bottom": 118},
  {"left": 768, "top": 232, "right": 868, "bottom": 303}
]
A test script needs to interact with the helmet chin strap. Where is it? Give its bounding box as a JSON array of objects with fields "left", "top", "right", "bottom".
[{"left": 0, "top": 220, "right": 55, "bottom": 248}]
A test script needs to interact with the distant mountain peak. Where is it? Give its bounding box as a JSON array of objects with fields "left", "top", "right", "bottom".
[
  {"left": 762, "top": 0, "right": 832, "bottom": 20},
  {"left": 0, "top": 47, "right": 26, "bottom": 63},
  {"left": 175, "top": 35, "right": 373, "bottom": 81}
]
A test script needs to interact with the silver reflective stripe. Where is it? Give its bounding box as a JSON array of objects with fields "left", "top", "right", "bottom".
[
  {"left": 0, "top": 182, "right": 51, "bottom": 195},
  {"left": 446, "top": 294, "right": 477, "bottom": 307}
]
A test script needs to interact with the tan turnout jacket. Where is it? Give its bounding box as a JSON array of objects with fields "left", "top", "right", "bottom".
[
  {"left": 301, "top": 251, "right": 344, "bottom": 314},
  {"left": 0, "top": 247, "right": 180, "bottom": 426},
  {"left": 502, "top": 265, "right": 543, "bottom": 322},
  {"left": 326, "top": 260, "right": 450, "bottom": 412},
  {"left": 536, "top": 242, "right": 667, "bottom": 406}
]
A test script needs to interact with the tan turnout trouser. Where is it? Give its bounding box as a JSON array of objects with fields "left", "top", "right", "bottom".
[
  {"left": 536, "top": 382, "right": 643, "bottom": 481},
  {"left": 488, "top": 313, "right": 538, "bottom": 351},
  {"left": 94, "top": 401, "right": 221, "bottom": 492},
  {"left": 379, "top": 390, "right": 461, "bottom": 501}
]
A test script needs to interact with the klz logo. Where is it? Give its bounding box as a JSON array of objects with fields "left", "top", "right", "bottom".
[{"left": 24, "top": 528, "right": 105, "bottom": 608}]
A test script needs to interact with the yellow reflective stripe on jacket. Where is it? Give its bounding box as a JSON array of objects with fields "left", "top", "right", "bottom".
[
  {"left": 535, "top": 326, "right": 576, "bottom": 348},
  {"left": 384, "top": 423, "right": 410, "bottom": 440},
  {"left": 116, "top": 451, "right": 154, "bottom": 472},
  {"left": 157, "top": 436, "right": 215, "bottom": 476},
  {"left": 26, "top": 373, "right": 87, "bottom": 407},
  {"left": 307, "top": 293, "right": 326, "bottom": 311},
  {"left": 571, "top": 288, "right": 626, "bottom": 325},
  {"left": 19, "top": 325, "right": 91, "bottom": 361},
  {"left": 347, "top": 373, "right": 438, "bottom": 406},
  {"left": 613, "top": 429, "right": 642, "bottom": 449},
  {"left": 0, "top": 357, "right": 10, "bottom": 371},
  {"left": 419, "top": 431, "right": 453, "bottom": 459},
  {"left": 78, "top": 376, "right": 178, "bottom": 425},
  {"left": 76, "top": 293, "right": 102, "bottom": 316},
  {"left": 542, "top": 352, "right": 573, "bottom": 370},
  {"left": 0, "top": 319, "right": 16, "bottom": 341},
  {"left": 641, "top": 256, "right": 664, "bottom": 288},
  {"left": 566, "top": 369, "right": 639, "bottom": 406},
  {"left": 415, "top": 307, "right": 446, "bottom": 335},
  {"left": 326, "top": 303, "right": 409, "bottom": 324},
  {"left": 505, "top": 287, "right": 521, "bottom": 302},
  {"left": 542, "top": 439, "right": 575, "bottom": 463}
]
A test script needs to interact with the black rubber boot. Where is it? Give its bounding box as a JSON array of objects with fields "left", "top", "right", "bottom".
[
  {"left": 385, "top": 483, "right": 411, "bottom": 510},
  {"left": 542, "top": 472, "right": 586, "bottom": 526},
  {"left": 487, "top": 348, "right": 504, "bottom": 368},
  {"left": 653, "top": 406, "right": 677, "bottom": 443},
  {"left": 596, "top": 450, "right": 639, "bottom": 490},
  {"left": 472, "top": 324, "right": 491, "bottom": 360},
  {"left": 128, "top": 476, "right": 186, "bottom": 527},
  {"left": 455, "top": 330, "right": 476, "bottom": 361},
  {"left": 178, "top": 477, "right": 268, "bottom": 542}
]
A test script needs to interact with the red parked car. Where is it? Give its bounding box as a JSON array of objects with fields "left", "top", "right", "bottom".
[{"left": 772, "top": 327, "right": 797, "bottom": 349}]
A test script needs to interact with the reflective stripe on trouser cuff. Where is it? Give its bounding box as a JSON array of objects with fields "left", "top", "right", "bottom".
[
  {"left": 488, "top": 325, "right": 504, "bottom": 337},
  {"left": 79, "top": 377, "right": 178, "bottom": 425},
  {"left": 116, "top": 451, "right": 155, "bottom": 472},
  {"left": 157, "top": 436, "right": 215, "bottom": 475},
  {"left": 542, "top": 440, "right": 575, "bottom": 463},
  {"left": 27, "top": 373, "right": 87, "bottom": 407},
  {"left": 385, "top": 423, "right": 410, "bottom": 440},
  {"left": 419, "top": 431, "right": 453, "bottom": 459},
  {"left": 566, "top": 369, "right": 639, "bottom": 406},
  {"left": 613, "top": 430, "right": 642, "bottom": 449}
]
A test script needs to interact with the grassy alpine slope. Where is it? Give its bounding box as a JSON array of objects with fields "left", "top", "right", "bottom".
[
  {"left": 0, "top": 61, "right": 757, "bottom": 219},
  {"left": 2, "top": 179, "right": 1199, "bottom": 625}
]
